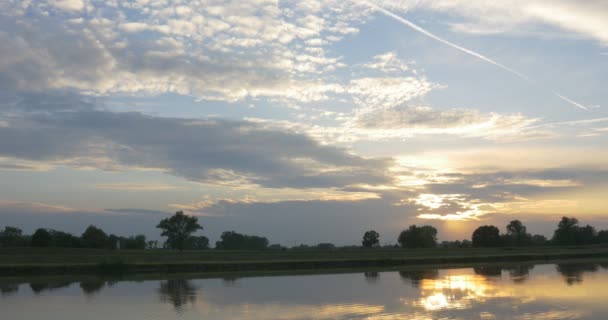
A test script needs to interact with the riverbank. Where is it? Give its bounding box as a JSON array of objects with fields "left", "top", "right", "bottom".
[{"left": 2, "top": 246, "right": 608, "bottom": 276}]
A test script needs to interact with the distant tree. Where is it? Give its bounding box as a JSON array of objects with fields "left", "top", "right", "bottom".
[
  {"left": 147, "top": 240, "right": 159, "bottom": 249},
  {"left": 531, "top": 234, "right": 548, "bottom": 246},
  {"left": 362, "top": 230, "right": 380, "bottom": 248},
  {"left": 597, "top": 230, "right": 608, "bottom": 244},
  {"left": 81, "top": 225, "right": 109, "bottom": 248},
  {"left": 552, "top": 216, "right": 596, "bottom": 246},
  {"left": 189, "top": 236, "right": 209, "bottom": 250},
  {"left": 552, "top": 217, "right": 579, "bottom": 245},
  {"left": 157, "top": 211, "right": 203, "bottom": 251},
  {"left": 398, "top": 225, "right": 437, "bottom": 248},
  {"left": 316, "top": 243, "right": 336, "bottom": 250},
  {"left": 576, "top": 225, "right": 596, "bottom": 245},
  {"left": 215, "top": 231, "right": 268, "bottom": 250},
  {"left": 472, "top": 225, "right": 502, "bottom": 247},
  {"left": 268, "top": 244, "right": 286, "bottom": 250},
  {"left": 31, "top": 228, "right": 53, "bottom": 247},
  {"left": 123, "top": 235, "right": 147, "bottom": 250},
  {"left": 0, "top": 226, "right": 24, "bottom": 247},
  {"left": 291, "top": 244, "right": 311, "bottom": 250},
  {"left": 440, "top": 240, "right": 472, "bottom": 248},
  {"left": 50, "top": 230, "right": 80, "bottom": 247},
  {"left": 504, "top": 220, "right": 532, "bottom": 246}
]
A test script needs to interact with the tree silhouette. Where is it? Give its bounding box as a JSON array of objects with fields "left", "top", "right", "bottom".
[
  {"left": 0, "top": 226, "right": 23, "bottom": 247},
  {"left": 157, "top": 211, "right": 203, "bottom": 251},
  {"left": 472, "top": 225, "right": 502, "bottom": 247},
  {"left": 81, "top": 225, "right": 108, "bottom": 248},
  {"left": 398, "top": 225, "right": 437, "bottom": 248},
  {"left": 215, "top": 231, "right": 268, "bottom": 250},
  {"left": 31, "top": 228, "right": 53, "bottom": 247},
  {"left": 189, "top": 235, "right": 209, "bottom": 250},
  {"left": 504, "top": 220, "right": 532, "bottom": 246},
  {"left": 552, "top": 216, "right": 596, "bottom": 245},
  {"left": 362, "top": 230, "right": 380, "bottom": 248}
]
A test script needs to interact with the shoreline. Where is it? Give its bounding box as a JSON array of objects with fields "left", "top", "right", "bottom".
[{"left": 3, "top": 246, "right": 608, "bottom": 276}]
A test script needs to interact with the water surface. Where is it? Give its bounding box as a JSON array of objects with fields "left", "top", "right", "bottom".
[{"left": 2, "top": 262, "right": 608, "bottom": 319}]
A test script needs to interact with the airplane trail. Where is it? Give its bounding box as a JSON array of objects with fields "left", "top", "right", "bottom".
[
  {"left": 523, "top": 117, "right": 608, "bottom": 130},
  {"left": 360, "top": 0, "right": 588, "bottom": 111}
]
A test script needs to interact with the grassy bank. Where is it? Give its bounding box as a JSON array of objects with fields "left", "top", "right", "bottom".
[{"left": 2, "top": 246, "right": 608, "bottom": 276}]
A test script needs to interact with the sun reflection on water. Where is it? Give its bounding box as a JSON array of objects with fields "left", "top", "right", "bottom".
[{"left": 410, "top": 274, "right": 500, "bottom": 311}]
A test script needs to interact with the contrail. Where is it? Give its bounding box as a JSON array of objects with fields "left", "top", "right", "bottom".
[
  {"left": 360, "top": 0, "right": 588, "bottom": 111},
  {"left": 523, "top": 117, "right": 608, "bottom": 130}
]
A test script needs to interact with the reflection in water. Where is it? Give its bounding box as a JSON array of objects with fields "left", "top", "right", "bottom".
[
  {"left": 30, "top": 281, "right": 73, "bottom": 294},
  {"left": 398, "top": 269, "right": 439, "bottom": 287},
  {"left": 363, "top": 271, "right": 380, "bottom": 283},
  {"left": 0, "top": 283, "right": 18, "bottom": 296},
  {"left": 221, "top": 276, "right": 240, "bottom": 286},
  {"left": 505, "top": 264, "right": 534, "bottom": 283},
  {"left": 473, "top": 265, "right": 502, "bottom": 277},
  {"left": 556, "top": 263, "right": 599, "bottom": 285},
  {"left": 158, "top": 279, "right": 198, "bottom": 311},
  {"left": 413, "top": 274, "right": 495, "bottom": 311},
  {"left": 4, "top": 263, "right": 608, "bottom": 319},
  {"left": 80, "top": 280, "right": 106, "bottom": 296}
]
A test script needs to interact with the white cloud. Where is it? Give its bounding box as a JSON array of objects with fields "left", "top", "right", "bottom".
[
  {"left": 347, "top": 105, "right": 543, "bottom": 141},
  {"left": 361, "top": 51, "right": 413, "bottom": 74},
  {"left": 383, "top": 0, "right": 608, "bottom": 46},
  {"left": 0, "top": 0, "right": 370, "bottom": 103},
  {"left": 348, "top": 77, "right": 437, "bottom": 111},
  {"left": 48, "top": 0, "right": 86, "bottom": 12}
]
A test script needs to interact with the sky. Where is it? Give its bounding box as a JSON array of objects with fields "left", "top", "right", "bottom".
[{"left": 0, "top": 0, "right": 607, "bottom": 246}]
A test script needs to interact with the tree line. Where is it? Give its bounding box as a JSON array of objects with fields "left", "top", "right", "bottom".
[{"left": 2, "top": 212, "right": 608, "bottom": 250}]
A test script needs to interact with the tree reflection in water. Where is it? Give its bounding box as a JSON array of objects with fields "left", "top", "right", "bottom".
[
  {"left": 158, "top": 279, "right": 198, "bottom": 311},
  {"left": 504, "top": 265, "right": 534, "bottom": 283},
  {"left": 0, "top": 283, "right": 19, "bottom": 296},
  {"left": 472, "top": 266, "right": 502, "bottom": 278},
  {"left": 556, "top": 263, "right": 599, "bottom": 285},
  {"left": 364, "top": 271, "right": 380, "bottom": 284},
  {"left": 399, "top": 269, "right": 439, "bottom": 287},
  {"left": 80, "top": 280, "right": 106, "bottom": 296},
  {"left": 30, "top": 281, "right": 73, "bottom": 294}
]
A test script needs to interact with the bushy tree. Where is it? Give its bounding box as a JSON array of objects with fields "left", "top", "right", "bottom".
[
  {"left": 0, "top": 226, "right": 24, "bottom": 247},
  {"left": 31, "top": 228, "right": 53, "bottom": 247},
  {"left": 316, "top": 243, "right": 336, "bottom": 250},
  {"left": 596, "top": 230, "right": 608, "bottom": 243},
  {"left": 531, "top": 234, "right": 548, "bottom": 246},
  {"left": 215, "top": 231, "right": 268, "bottom": 250},
  {"left": 81, "top": 225, "right": 108, "bottom": 248},
  {"left": 398, "top": 225, "right": 437, "bottom": 248},
  {"left": 552, "top": 216, "right": 596, "bottom": 245},
  {"left": 189, "top": 236, "right": 209, "bottom": 250},
  {"left": 50, "top": 230, "right": 80, "bottom": 247},
  {"left": 552, "top": 217, "right": 579, "bottom": 245},
  {"left": 157, "top": 211, "right": 203, "bottom": 251},
  {"left": 472, "top": 225, "right": 502, "bottom": 247},
  {"left": 362, "top": 230, "right": 380, "bottom": 248},
  {"left": 503, "top": 220, "right": 532, "bottom": 246}
]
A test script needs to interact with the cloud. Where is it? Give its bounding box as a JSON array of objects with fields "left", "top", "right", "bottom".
[
  {"left": 348, "top": 78, "right": 437, "bottom": 111},
  {"left": 361, "top": 52, "right": 413, "bottom": 74},
  {"left": 49, "top": 0, "right": 86, "bottom": 12},
  {"left": 0, "top": 92, "right": 393, "bottom": 189},
  {"left": 336, "top": 105, "right": 544, "bottom": 142},
  {"left": 104, "top": 208, "right": 170, "bottom": 215},
  {"left": 0, "top": 0, "right": 369, "bottom": 103},
  {"left": 381, "top": 0, "right": 608, "bottom": 46},
  {"left": 94, "top": 183, "right": 182, "bottom": 191}
]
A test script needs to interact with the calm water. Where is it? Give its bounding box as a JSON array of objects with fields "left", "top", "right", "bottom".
[{"left": 2, "top": 262, "right": 608, "bottom": 319}]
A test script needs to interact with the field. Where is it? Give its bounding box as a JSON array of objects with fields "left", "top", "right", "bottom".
[{"left": 2, "top": 246, "right": 608, "bottom": 276}]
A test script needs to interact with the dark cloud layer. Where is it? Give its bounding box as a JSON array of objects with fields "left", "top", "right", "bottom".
[{"left": 0, "top": 92, "right": 392, "bottom": 189}]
